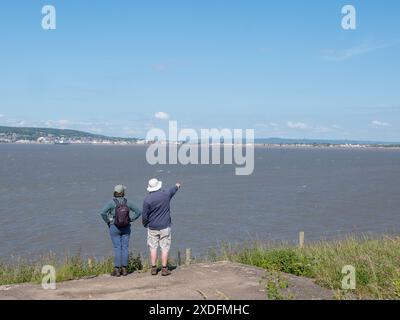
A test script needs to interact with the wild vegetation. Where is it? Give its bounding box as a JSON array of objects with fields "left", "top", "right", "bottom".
[
  {"left": 1, "top": 235, "right": 400, "bottom": 299},
  {"left": 213, "top": 235, "right": 400, "bottom": 299},
  {"left": 0, "top": 252, "right": 144, "bottom": 285}
]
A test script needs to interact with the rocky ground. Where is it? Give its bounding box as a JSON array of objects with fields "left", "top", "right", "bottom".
[{"left": 0, "top": 261, "right": 335, "bottom": 300}]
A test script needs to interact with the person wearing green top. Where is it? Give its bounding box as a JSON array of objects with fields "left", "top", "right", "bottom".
[{"left": 100, "top": 184, "right": 142, "bottom": 277}]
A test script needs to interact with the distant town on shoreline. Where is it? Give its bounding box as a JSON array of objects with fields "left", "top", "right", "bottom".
[{"left": 0, "top": 125, "right": 399, "bottom": 148}]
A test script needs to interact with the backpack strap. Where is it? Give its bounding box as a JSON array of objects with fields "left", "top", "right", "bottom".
[
  {"left": 122, "top": 198, "right": 128, "bottom": 206},
  {"left": 113, "top": 198, "right": 120, "bottom": 207}
]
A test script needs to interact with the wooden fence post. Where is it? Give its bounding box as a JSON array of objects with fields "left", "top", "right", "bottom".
[
  {"left": 185, "top": 248, "right": 191, "bottom": 266},
  {"left": 299, "top": 231, "right": 305, "bottom": 248},
  {"left": 177, "top": 250, "right": 181, "bottom": 266}
]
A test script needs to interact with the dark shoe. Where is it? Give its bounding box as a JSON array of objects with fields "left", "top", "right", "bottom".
[
  {"left": 121, "top": 267, "right": 128, "bottom": 276},
  {"left": 151, "top": 266, "right": 158, "bottom": 276},
  {"left": 111, "top": 267, "right": 121, "bottom": 277},
  {"left": 161, "top": 267, "right": 171, "bottom": 276}
]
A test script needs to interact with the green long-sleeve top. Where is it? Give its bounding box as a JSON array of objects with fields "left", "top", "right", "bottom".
[{"left": 100, "top": 197, "right": 142, "bottom": 225}]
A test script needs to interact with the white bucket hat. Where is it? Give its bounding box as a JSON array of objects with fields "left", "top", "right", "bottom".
[
  {"left": 147, "top": 178, "right": 162, "bottom": 192},
  {"left": 114, "top": 184, "right": 127, "bottom": 193}
]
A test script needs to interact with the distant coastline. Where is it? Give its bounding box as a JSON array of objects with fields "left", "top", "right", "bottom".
[
  {"left": 1, "top": 125, "right": 399, "bottom": 149},
  {"left": 0, "top": 125, "right": 140, "bottom": 145},
  {"left": 2, "top": 141, "right": 400, "bottom": 151}
]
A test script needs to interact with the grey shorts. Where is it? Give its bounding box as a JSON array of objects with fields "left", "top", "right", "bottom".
[{"left": 147, "top": 227, "right": 172, "bottom": 251}]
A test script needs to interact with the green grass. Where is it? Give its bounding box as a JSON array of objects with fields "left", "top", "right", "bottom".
[
  {"left": 2, "top": 236, "right": 400, "bottom": 300},
  {"left": 0, "top": 252, "right": 145, "bottom": 286},
  {"left": 214, "top": 235, "right": 400, "bottom": 299},
  {"left": 0, "top": 251, "right": 185, "bottom": 286}
]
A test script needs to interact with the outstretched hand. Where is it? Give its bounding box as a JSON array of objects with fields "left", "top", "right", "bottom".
[{"left": 176, "top": 182, "right": 182, "bottom": 189}]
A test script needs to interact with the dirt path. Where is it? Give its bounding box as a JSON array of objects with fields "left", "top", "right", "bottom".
[{"left": 0, "top": 261, "right": 335, "bottom": 300}]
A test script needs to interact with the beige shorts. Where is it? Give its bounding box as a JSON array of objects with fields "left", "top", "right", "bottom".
[{"left": 147, "top": 227, "right": 172, "bottom": 251}]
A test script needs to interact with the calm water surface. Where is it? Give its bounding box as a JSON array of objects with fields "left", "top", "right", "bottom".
[{"left": 1, "top": 144, "right": 400, "bottom": 261}]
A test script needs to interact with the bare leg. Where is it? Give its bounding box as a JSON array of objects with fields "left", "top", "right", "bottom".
[
  {"left": 161, "top": 250, "right": 169, "bottom": 267},
  {"left": 150, "top": 248, "right": 157, "bottom": 266}
]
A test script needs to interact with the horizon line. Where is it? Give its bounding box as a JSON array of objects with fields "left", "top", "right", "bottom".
[{"left": 1, "top": 125, "right": 399, "bottom": 145}]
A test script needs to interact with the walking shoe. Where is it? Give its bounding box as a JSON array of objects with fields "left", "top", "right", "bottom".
[
  {"left": 161, "top": 267, "right": 171, "bottom": 276},
  {"left": 121, "top": 267, "right": 128, "bottom": 276},
  {"left": 151, "top": 266, "right": 158, "bottom": 275},
  {"left": 111, "top": 267, "right": 121, "bottom": 277}
]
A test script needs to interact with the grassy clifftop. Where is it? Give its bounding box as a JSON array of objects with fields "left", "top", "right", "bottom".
[
  {"left": 216, "top": 235, "right": 400, "bottom": 299},
  {"left": 1, "top": 235, "right": 400, "bottom": 299}
]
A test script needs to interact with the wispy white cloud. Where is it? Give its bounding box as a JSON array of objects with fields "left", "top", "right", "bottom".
[
  {"left": 287, "top": 121, "right": 308, "bottom": 130},
  {"left": 154, "top": 112, "right": 170, "bottom": 120},
  {"left": 0, "top": 115, "right": 149, "bottom": 138},
  {"left": 321, "top": 42, "right": 397, "bottom": 61},
  {"left": 371, "top": 120, "right": 390, "bottom": 128},
  {"left": 1, "top": 117, "right": 111, "bottom": 134},
  {"left": 254, "top": 122, "right": 280, "bottom": 129}
]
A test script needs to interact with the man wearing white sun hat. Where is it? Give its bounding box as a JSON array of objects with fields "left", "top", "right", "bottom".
[{"left": 142, "top": 178, "right": 181, "bottom": 276}]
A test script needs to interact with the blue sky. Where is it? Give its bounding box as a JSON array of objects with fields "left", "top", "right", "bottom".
[{"left": 0, "top": 0, "right": 399, "bottom": 141}]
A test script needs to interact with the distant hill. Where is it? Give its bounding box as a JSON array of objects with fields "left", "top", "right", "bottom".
[{"left": 0, "top": 126, "right": 138, "bottom": 142}]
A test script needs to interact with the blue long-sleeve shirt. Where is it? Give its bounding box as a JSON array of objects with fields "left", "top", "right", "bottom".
[
  {"left": 142, "top": 186, "right": 179, "bottom": 230},
  {"left": 100, "top": 197, "right": 142, "bottom": 225}
]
